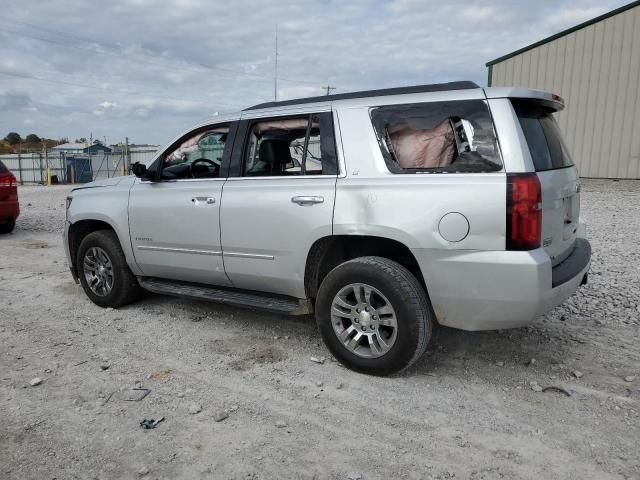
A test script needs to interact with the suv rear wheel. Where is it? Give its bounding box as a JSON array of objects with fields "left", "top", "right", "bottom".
[
  {"left": 315, "top": 256, "right": 432, "bottom": 375},
  {"left": 77, "top": 230, "right": 142, "bottom": 308}
]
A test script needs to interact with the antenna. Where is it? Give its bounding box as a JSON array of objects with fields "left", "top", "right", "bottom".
[
  {"left": 274, "top": 24, "right": 278, "bottom": 101},
  {"left": 324, "top": 84, "right": 336, "bottom": 96}
]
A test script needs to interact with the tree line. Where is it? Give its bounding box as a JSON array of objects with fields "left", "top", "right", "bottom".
[{"left": 1, "top": 132, "right": 67, "bottom": 154}]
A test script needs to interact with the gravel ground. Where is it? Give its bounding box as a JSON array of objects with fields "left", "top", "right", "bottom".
[{"left": 1, "top": 180, "right": 639, "bottom": 480}]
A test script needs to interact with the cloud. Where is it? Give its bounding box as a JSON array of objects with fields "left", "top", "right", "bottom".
[
  {"left": 0, "top": 0, "right": 631, "bottom": 144},
  {"left": 544, "top": 6, "right": 608, "bottom": 31}
]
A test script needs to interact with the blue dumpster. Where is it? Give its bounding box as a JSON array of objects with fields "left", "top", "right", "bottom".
[{"left": 66, "top": 157, "right": 93, "bottom": 183}]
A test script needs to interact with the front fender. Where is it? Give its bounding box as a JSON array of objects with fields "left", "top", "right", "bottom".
[{"left": 67, "top": 177, "right": 141, "bottom": 275}]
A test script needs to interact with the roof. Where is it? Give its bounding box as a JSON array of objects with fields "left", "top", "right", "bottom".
[
  {"left": 244, "top": 81, "right": 480, "bottom": 110},
  {"left": 486, "top": 0, "right": 640, "bottom": 66},
  {"left": 51, "top": 142, "right": 112, "bottom": 152},
  {"left": 51, "top": 143, "right": 87, "bottom": 150}
]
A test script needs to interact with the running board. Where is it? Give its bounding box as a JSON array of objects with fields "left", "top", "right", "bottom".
[{"left": 137, "top": 277, "right": 313, "bottom": 315}]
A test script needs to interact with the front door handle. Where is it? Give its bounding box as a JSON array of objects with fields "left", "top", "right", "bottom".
[
  {"left": 192, "top": 196, "right": 216, "bottom": 205},
  {"left": 291, "top": 195, "right": 324, "bottom": 206}
]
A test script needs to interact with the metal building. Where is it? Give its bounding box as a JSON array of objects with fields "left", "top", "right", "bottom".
[{"left": 486, "top": 1, "right": 640, "bottom": 179}]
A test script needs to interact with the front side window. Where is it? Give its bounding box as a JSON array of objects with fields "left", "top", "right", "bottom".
[
  {"left": 370, "top": 100, "right": 502, "bottom": 173},
  {"left": 243, "top": 114, "right": 337, "bottom": 177},
  {"left": 161, "top": 126, "right": 228, "bottom": 180}
]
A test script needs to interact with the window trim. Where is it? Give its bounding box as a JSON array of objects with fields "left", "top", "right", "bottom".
[{"left": 227, "top": 112, "right": 339, "bottom": 179}]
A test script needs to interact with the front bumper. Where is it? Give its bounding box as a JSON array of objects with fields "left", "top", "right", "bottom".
[
  {"left": 63, "top": 220, "right": 79, "bottom": 283},
  {"left": 412, "top": 239, "right": 591, "bottom": 331}
]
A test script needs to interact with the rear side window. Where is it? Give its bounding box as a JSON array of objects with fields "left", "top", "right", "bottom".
[
  {"left": 0, "top": 160, "right": 8, "bottom": 173},
  {"left": 243, "top": 113, "right": 337, "bottom": 177},
  {"left": 370, "top": 100, "right": 502, "bottom": 174},
  {"left": 512, "top": 100, "right": 573, "bottom": 171}
]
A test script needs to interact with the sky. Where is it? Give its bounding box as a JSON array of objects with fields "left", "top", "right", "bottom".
[{"left": 0, "top": 0, "right": 632, "bottom": 145}]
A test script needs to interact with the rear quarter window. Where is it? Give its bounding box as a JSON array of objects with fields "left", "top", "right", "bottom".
[
  {"left": 370, "top": 100, "right": 502, "bottom": 174},
  {"left": 0, "top": 160, "right": 8, "bottom": 173},
  {"left": 512, "top": 100, "right": 574, "bottom": 171}
]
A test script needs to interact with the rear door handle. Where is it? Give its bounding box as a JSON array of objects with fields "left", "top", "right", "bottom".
[
  {"left": 291, "top": 195, "right": 324, "bottom": 206},
  {"left": 192, "top": 196, "right": 216, "bottom": 205}
]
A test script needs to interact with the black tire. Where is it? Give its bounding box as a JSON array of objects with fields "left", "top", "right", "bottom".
[
  {"left": 77, "top": 229, "right": 142, "bottom": 308},
  {"left": 0, "top": 219, "right": 15, "bottom": 233},
  {"left": 315, "top": 256, "right": 432, "bottom": 376}
]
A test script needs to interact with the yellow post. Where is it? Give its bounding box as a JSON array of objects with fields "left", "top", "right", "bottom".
[
  {"left": 120, "top": 165, "right": 126, "bottom": 176},
  {"left": 70, "top": 164, "right": 75, "bottom": 185},
  {"left": 47, "top": 168, "right": 52, "bottom": 186}
]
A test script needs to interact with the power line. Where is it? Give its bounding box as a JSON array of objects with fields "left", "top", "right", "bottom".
[{"left": 0, "top": 19, "right": 321, "bottom": 86}]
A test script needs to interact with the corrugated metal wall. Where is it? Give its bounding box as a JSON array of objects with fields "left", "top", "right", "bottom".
[{"left": 490, "top": 5, "right": 640, "bottom": 179}]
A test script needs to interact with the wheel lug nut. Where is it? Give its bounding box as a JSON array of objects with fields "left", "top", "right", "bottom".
[
  {"left": 365, "top": 307, "right": 369, "bottom": 312},
  {"left": 356, "top": 308, "right": 360, "bottom": 313}
]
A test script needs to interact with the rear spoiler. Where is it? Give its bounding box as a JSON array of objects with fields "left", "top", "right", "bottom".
[{"left": 483, "top": 87, "right": 565, "bottom": 112}]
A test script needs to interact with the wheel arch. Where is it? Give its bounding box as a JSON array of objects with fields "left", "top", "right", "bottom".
[
  {"left": 304, "top": 235, "right": 427, "bottom": 300},
  {"left": 68, "top": 219, "right": 120, "bottom": 277}
]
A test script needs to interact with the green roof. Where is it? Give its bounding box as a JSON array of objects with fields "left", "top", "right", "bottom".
[{"left": 486, "top": 0, "right": 640, "bottom": 67}]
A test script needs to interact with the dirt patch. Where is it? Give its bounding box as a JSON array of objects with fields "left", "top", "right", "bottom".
[
  {"left": 149, "top": 368, "right": 175, "bottom": 381},
  {"left": 60, "top": 281, "right": 80, "bottom": 295},
  {"left": 229, "top": 345, "right": 288, "bottom": 371},
  {"left": 21, "top": 239, "right": 50, "bottom": 249}
]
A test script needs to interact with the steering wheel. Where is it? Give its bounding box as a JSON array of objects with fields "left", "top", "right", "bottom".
[{"left": 190, "top": 158, "right": 219, "bottom": 178}]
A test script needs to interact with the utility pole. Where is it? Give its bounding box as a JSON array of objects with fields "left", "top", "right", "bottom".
[
  {"left": 324, "top": 84, "right": 336, "bottom": 96},
  {"left": 124, "top": 136, "right": 130, "bottom": 175},
  {"left": 273, "top": 24, "right": 278, "bottom": 101}
]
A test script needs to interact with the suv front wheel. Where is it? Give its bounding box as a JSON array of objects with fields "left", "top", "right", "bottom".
[
  {"left": 77, "top": 230, "right": 142, "bottom": 308},
  {"left": 315, "top": 256, "right": 432, "bottom": 375}
]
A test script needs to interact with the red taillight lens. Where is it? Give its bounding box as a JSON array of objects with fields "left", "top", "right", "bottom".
[
  {"left": 0, "top": 173, "right": 16, "bottom": 187},
  {"left": 507, "top": 173, "right": 541, "bottom": 250}
]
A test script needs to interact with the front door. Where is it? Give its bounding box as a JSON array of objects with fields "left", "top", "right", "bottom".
[
  {"left": 220, "top": 111, "right": 338, "bottom": 298},
  {"left": 128, "top": 124, "right": 234, "bottom": 285}
]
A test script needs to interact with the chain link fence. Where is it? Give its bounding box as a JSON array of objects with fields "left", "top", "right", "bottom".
[{"left": 0, "top": 149, "right": 157, "bottom": 185}]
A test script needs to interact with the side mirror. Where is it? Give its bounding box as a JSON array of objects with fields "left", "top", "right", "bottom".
[{"left": 131, "top": 162, "right": 152, "bottom": 179}]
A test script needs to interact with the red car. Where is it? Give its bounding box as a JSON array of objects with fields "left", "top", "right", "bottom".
[{"left": 0, "top": 159, "right": 19, "bottom": 233}]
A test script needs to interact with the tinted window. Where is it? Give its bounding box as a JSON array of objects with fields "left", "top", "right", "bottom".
[
  {"left": 370, "top": 100, "right": 502, "bottom": 174},
  {"left": 0, "top": 160, "right": 8, "bottom": 173},
  {"left": 243, "top": 113, "right": 337, "bottom": 177},
  {"left": 513, "top": 100, "right": 573, "bottom": 171}
]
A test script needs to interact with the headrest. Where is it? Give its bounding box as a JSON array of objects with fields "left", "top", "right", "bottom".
[{"left": 258, "top": 139, "right": 292, "bottom": 165}]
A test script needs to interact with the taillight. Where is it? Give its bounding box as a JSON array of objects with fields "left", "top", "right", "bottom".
[
  {"left": 506, "top": 173, "right": 541, "bottom": 250},
  {"left": 0, "top": 173, "right": 16, "bottom": 187}
]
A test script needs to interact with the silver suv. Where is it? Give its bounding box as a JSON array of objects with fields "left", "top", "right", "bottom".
[{"left": 63, "top": 81, "right": 591, "bottom": 375}]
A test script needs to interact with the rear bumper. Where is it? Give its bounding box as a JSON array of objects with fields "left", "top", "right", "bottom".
[
  {"left": 0, "top": 200, "right": 19, "bottom": 221},
  {"left": 412, "top": 239, "right": 591, "bottom": 331}
]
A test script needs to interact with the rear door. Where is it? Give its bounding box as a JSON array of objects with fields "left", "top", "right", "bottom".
[
  {"left": 513, "top": 100, "right": 580, "bottom": 265},
  {"left": 219, "top": 109, "right": 338, "bottom": 298}
]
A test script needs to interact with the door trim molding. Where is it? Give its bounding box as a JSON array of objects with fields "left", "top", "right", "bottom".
[
  {"left": 136, "top": 245, "right": 222, "bottom": 256},
  {"left": 223, "top": 251, "right": 275, "bottom": 260}
]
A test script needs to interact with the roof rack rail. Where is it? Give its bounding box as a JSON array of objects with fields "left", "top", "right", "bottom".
[{"left": 244, "top": 81, "right": 480, "bottom": 110}]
